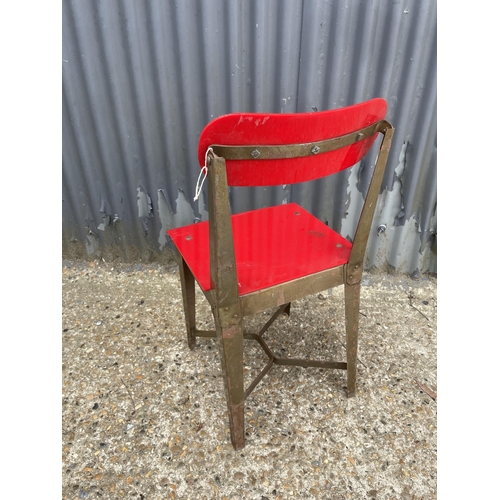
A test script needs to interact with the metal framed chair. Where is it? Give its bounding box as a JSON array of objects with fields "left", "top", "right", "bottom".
[{"left": 167, "top": 98, "right": 394, "bottom": 449}]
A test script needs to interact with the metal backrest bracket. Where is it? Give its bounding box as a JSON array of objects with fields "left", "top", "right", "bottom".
[
  {"left": 210, "top": 120, "right": 390, "bottom": 161},
  {"left": 346, "top": 125, "right": 395, "bottom": 284}
]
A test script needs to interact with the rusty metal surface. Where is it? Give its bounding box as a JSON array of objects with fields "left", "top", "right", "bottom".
[
  {"left": 211, "top": 120, "right": 390, "bottom": 160},
  {"left": 179, "top": 256, "right": 196, "bottom": 350},
  {"left": 345, "top": 282, "right": 361, "bottom": 397},
  {"left": 188, "top": 304, "right": 349, "bottom": 402},
  {"left": 347, "top": 126, "right": 395, "bottom": 284},
  {"left": 241, "top": 267, "right": 345, "bottom": 316},
  {"left": 207, "top": 155, "right": 245, "bottom": 449}
]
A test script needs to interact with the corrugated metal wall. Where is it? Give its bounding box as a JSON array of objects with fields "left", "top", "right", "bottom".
[{"left": 62, "top": 0, "right": 436, "bottom": 276}]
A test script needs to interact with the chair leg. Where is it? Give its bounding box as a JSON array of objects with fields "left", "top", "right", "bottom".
[
  {"left": 213, "top": 305, "right": 245, "bottom": 450},
  {"left": 283, "top": 302, "right": 291, "bottom": 316},
  {"left": 345, "top": 282, "right": 361, "bottom": 398},
  {"left": 179, "top": 257, "right": 196, "bottom": 350}
]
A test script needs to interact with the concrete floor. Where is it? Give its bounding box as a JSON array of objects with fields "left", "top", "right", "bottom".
[{"left": 62, "top": 259, "right": 436, "bottom": 499}]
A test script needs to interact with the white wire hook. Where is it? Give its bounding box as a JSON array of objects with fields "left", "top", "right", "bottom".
[{"left": 193, "top": 147, "right": 213, "bottom": 201}]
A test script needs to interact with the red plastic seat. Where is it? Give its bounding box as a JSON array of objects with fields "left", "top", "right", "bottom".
[
  {"left": 168, "top": 202, "right": 352, "bottom": 296},
  {"left": 167, "top": 98, "right": 394, "bottom": 449}
]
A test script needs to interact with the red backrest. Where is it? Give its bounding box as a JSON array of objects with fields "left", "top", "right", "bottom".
[{"left": 198, "top": 98, "right": 387, "bottom": 187}]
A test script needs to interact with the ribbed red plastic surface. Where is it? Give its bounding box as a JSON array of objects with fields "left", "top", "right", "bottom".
[{"left": 168, "top": 203, "right": 352, "bottom": 296}]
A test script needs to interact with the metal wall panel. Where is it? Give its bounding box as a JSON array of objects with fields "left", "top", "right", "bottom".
[{"left": 62, "top": 0, "right": 436, "bottom": 275}]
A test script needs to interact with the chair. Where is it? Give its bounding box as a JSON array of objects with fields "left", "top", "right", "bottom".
[{"left": 167, "top": 98, "right": 394, "bottom": 449}]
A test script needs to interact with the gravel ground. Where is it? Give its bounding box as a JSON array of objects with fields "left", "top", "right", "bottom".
[{"left": 62, "top": 259, "right": 437, "bottom": 500}]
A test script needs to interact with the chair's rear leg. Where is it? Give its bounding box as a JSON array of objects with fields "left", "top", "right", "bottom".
[
  {"left": 179, "top": 257, "right": 196, "bottom": 350},
  {"left": 345, "top": 282, "right": 361, "bottom": 397},
  {"left": 213, "top": 306, "right": 245, "bottom": 450},
  {"left": 283, "top": 302, "right": 291, "bottom": 316}
]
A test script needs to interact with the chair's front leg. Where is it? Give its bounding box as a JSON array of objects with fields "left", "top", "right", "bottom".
[
  {"left": 179, "top": 257, "right": 196, "bottom": 350},
  {"left": 213, "top": 304, "right": 245, "bottom": 450},
  {"left": 345, "top": 281, "right": 361, "bottom": 397}
]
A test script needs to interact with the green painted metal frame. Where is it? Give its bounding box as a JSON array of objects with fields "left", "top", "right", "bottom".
[{"left": 176, "top": 119, "right": 394, "bottom": 449}]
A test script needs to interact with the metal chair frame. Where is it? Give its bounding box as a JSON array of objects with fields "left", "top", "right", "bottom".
[{"left": 170, "top": 108, "right": 394, "bottom": 449}]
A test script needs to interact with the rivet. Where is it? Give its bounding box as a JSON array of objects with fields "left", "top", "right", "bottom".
[
  {"left": 311, "top": 145, "right": 320, "bottom": 155},
  {"left": 356, "top": 133, "right": 364, "bottom": 141},
  {"left": 251, "top": 149, "right": 261, "bottom": 159},
  {"left": 336, "top": 243, "right": 342, "bottom": 248},
  {"left": 294, "top": 211, "right": 300, "bottom": 215},
  {"left": 224, "top": 307, "right": 229, "bottom": 311},
  {"left": 185, "top": 235, "right": 192, "bottom": 240}
]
